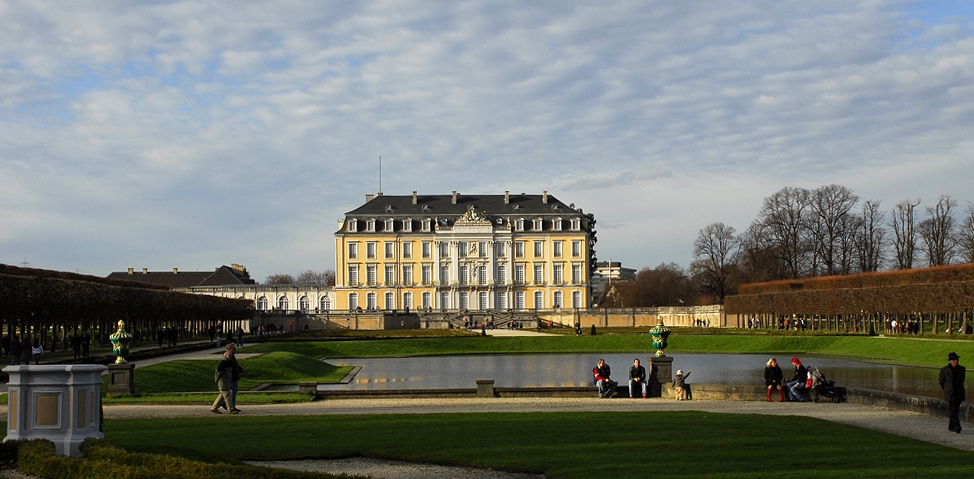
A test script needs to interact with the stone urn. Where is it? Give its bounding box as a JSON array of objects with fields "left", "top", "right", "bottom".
[
  {"left": 649, "top": 320, "right": 671, "bottom": 357},
  {"left": 109, "top": 320, "right": 133, "bottom": 364}
]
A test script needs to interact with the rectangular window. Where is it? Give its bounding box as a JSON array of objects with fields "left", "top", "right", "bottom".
[
  {"left": 422, "top": 264, "right": 432, "bottom": 285},
  {"left": 403, "top": 292, "right": 413, "bottom": 309},
  {"left": 348, "top": 293, "right": 358, "bottom": 309},
  {"left": 534, "top": 264, "right": 544, "bottom": 284},
  {"left": 367, "top": 292, "right": 377, "bottom": 309},
  {"left": 571, "top": 218, "right": 581, "bottom": 230},
  {"left": 496, "top": 265, "right": 506, "bottom": 284},
  {"left": 534, "top": 291, "right": 544, "bottom": 309},
  {"left": 479, "top": 266, "right": 487, "bottom": 285},
  {"left": 479, "top": 242, "right": 488, "bottom": 257},
  {"left": 422, "top": 218, "right": 432, "bottom": 232},
  {"left": 514, "top": 264, "right": 525, "bottom": 285},
  {"left": 496, "top": 293, "right": 507, "bottom": 310},
  {"left": 496, "top": 242, "right": 506, "bottom": 258},
  {"left": 572, "top": 264, "right": 582, "bottom": 284},
  {"left": 422, "top": 292, "right": 431, "bottom": 309},
  {"left": 348, "top": 243, "right": 358, "bottom": 259},
  {"left": 533, "top": 219, "right": 543, "bottom": 231},
  {"left": 367, "top": 242, "right": 377, "bottom": 259},
  {"left": 458, "top": 242, "right": 467, "bottom": 258},
  {"left": 348, "top": 219, "right": 358, "bottom": 233},
  {"left": 515, "top": 219, "right": 524, "bottom": 231},
  {"left": 533, "top": 241, "right": 543, "bottom": 258},
  {"left": 403, "top": 242, "right": 412, "bottom": 259},
  {"left": 403, "top": 264, "right": 413, "bottom": 285},
  {"left": 439, "top": 292, "right": 449, "bottom": 310},
  {"left": 384, "top": 219, "right": 394, "bottom": 231},
  {"left": 553, "top": 241, "right": 563, "bottom": 258},
  {"left": 439, "top": 242, "right": 450, "bottom": 257},
  {"left": 515, "top": 291, "right": 525, "bottom": 310},
  {"left": 479, "top": 292, "right": 488, "bottom": 310},
  {"left": 366, "top": 220, "right": 376, "bottom": 232},
  {"left": 440, "top": 264, "right": 450, "bottom": 284},
  {"left": 367, "top": 265, "right": 377, "bottom": 285},
  {"left": 459, "top": 265, "right": 468, "bottom": 285},
  {"left": 422, "top": 241, "right": 432, "bottom": 258},
  {"left": 572, "top": 240, "right": 582, "bottom": 257},
  {"left": 553, "top": 264, "right": 563, "bottom": 284},
  {"left": 459, "top": 292, "right": 469, "bottom": 310},
  {"left": 515, "top": 241, "right": 525, "bottom": 258},
  {"left": 385, "top": 265, "right": 395, "bottom": 285},
  {"left": 348, "top": 266, "right": 359, "bottom": 286},
  {"left": 572, "top": 291, "right": 582, "bottom": 308},
  {"left": 402, "top": 219, "right": 412, "bottom": 232},
  {"left": 553, "top": 219, "right": 562, "bottom": 231},
  {"left": 385, "top": 242, "right": 395, "bottom": 258}
]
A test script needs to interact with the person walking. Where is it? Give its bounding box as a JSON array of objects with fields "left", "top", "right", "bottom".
[
  {"left": 765, "top": 358, "right": 785, "bottom": 402},
  {"left": 31, "top": 339, "right": 43, "bottom": 365},
  {"left": 9, "top": 336, "right": 22, "bottom": 366},
  {"left": 211, "top": 350, "right": 238, "bottom": 414},
  {"left": 939, "top": 352, "right": 966, "bottom": 433}
]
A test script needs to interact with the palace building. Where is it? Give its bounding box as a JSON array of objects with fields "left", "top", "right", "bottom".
[{"left": 334, "top": 191, "right": 595, "bottom": 312}]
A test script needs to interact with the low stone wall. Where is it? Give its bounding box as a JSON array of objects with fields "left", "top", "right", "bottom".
[{"left": 313, "top": 382, "right": 974, "bottom": 422}]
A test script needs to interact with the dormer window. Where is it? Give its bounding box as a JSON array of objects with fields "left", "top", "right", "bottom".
[
  {"left": 553, "top": 218, "right": 563, "bottom": 231},
  {"left": 384, "top": 219, "right": 395, "bottom": 231},
  {"left": 571, "top": 218, "right": 581, "bottom": 231},
  {"left": 515, "top": 218, "right": 525, "bottom": 231},
  {"left": 533, "top": 218, "right": 543, "bottom": 231},
  {"left": 403, "top": 219, "right": 413, "bottom": 232},
  {"left": 348, "top": 219, "right": 358, "bottom": 233},
  {"left": 366, "top": 219, "right": 376, "bottom": 232},
  {"left": 422, "top": 218, "right": 432, "bottom": 232}
]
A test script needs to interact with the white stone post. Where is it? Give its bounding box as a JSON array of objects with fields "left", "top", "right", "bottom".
[{"left": 3, "top": 365, "right": 107, "bottom": 457}]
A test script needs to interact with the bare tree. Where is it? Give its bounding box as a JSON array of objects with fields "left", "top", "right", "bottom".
[
  {"left": 737, "top": 221, "right": 784, "bottom": 283},
  {"left": 690, "top": 222, "right": 739, "bottom": 303},
  {"left": 264, "top": 274, "right": 295, "bottom": 284},
  {"left": 891, "top": 199, "right": 920, "bottom": 269},
  {"left": 296, "top": 270, "right": 337, "bottom": 285},
  {"left": 810, "top": 185, "right": 859, "bottom": 276},
  {"left": 854, "top": 200, "right": 886, "bottom": 272},
  {"left": 959, "top": 204, "right": 974, "bottom": 263},
  {"left": 918, "top": 195, "right": 958, "bottom": 266},
  {"left": 757, "top": 186, "right": 814, "bottom": 279}
]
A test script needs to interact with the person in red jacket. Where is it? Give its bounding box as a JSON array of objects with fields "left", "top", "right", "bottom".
[{"left": 593, "top": 358, "right": 617, "bottom": 398}]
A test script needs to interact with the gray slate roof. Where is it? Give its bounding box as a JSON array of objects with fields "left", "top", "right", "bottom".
[{"left": 345, "top": 193, "right": 580, "bottom": 218}]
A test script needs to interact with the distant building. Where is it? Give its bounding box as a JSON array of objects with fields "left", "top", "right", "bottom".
[
  {"left": 107, "top": 264, "right": 256, "bottom": 288},
  {"left": 334, "top": 190, "right": 596, "bottom": 311},
  {"left": 590, "top": 260, "right": 636, "bottom": 306}
]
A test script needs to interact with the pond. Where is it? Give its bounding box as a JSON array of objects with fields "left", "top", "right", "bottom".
[{"left": 321, "top": 353, "right": 944, "bottom": 399}]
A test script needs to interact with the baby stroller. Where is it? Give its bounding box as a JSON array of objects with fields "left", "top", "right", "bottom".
[{"left": 807, "top": 366, "right": 846, "bottom": 403}]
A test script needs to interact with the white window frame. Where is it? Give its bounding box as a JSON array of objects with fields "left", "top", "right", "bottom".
[
  {"left": 553, "top": 241, "right": 563, "bottom": 258},
  {"left": 348, "top": 242, "right": 358, "bottom": 259},
  {"left": 403, "top": 242, "right": 412, "bottom": 259},
  {"left": 385, "top": 242, "right": 395, "bottom": 258}
]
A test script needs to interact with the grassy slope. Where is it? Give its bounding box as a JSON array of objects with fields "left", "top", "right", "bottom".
[
  {"left": 100, "top": 412, "right": 974, "bottom": 479},
  {"left": 244, "top": 334, "right": 974, "bottom": 368}
]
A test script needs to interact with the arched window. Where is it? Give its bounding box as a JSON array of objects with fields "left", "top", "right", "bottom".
[
  {"left": 319, "top": 296, "right": 331, "bottom": 311},
  {"left": 299, "top": 295, "right": 310, "bottom": 311},
  {"left": 348, "top": 293, "right": 358, "bottom": 310},
  {"left": 278, "top": 296, "right": 290, "bottom": 310},
  {"left": 256, "top": 296, "right": 269, "bottom": 310},
  {"left": 553, "top": 291, "right": 563, "bottom": 309}
]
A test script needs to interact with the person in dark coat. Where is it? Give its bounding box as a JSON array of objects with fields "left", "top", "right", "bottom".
[
  {"left": 939, "top": 352, "right": 966, "bottom": 433},
  {"left": 765, "top": 357, "right": 785, "bottom": 402},
  {"left": 628, "top": 358, "right": 647, "bottom": 398},
  {"left": 786, "top": 357, "right": 808, "bottom": 402},
  {"left": 9, "top": 336, "right": 22, "bottom": 366}
]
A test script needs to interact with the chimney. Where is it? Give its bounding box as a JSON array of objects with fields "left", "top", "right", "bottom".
[
  {"left": 173, "top": 268, "right": 178, "bottom": 274},
  {"left": 542, "top": 191, "right": 548, "bottom": 204},
  {"left": 142, "top": 268, "right": 148, "bottom": 274},
  {"left": 127, "top": 267, "right": 133, "bottom": 274},
  {"left": 366, "top": 194, "right": 374, "bottom": 203},
  {"left": 412, "top": 191, "right": 418, "bottom": 205},
  {"left": 377, "top": 192, "right": 383, "bottom": 197},
  {"left": 504, "top": 191, "right": 509, "bottom": 204},
  {"left": 452, "top": 191, "right": 458, "bottom": 204}
]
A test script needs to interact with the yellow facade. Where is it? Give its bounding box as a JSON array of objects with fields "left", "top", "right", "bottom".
[{"left": 334, "top": 191, "right": 593, "bottom": 312}]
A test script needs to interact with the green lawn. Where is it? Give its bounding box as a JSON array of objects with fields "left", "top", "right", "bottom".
[
  {"left": 102, "top": 351, "right": 351, "bottom": 395},
  {"left": 98, "top": 411, "right": 974, "bottom": 479},
  {"left": 242, "top": 333, "right": 974, "bottom": 368}
]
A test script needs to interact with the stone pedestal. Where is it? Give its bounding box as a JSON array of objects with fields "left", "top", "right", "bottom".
[
  {"left": 476, "top": 379, "right": 495, "bottom": 397},
  {"left": 3, "top": 365, "right": 107, "bottom": 457},
  {"left": 648, "top": 356, "right": 673, "bottom": 397},
  {"left": 107, "top": 363, "right": 135, "bottom": 396}
]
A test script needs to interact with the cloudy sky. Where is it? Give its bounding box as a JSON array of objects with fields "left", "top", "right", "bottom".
[{"left": 2, "top": 1, "right": 973, "bottom": 281}]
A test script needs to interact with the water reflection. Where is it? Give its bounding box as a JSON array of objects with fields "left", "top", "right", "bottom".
[{"left": 322, "top": 353, "right": 943, "bottom": 398}]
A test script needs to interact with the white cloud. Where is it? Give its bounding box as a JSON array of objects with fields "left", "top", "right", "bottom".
[{"left": 1, "top": 0, "right": 973, "bottom": 278}]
